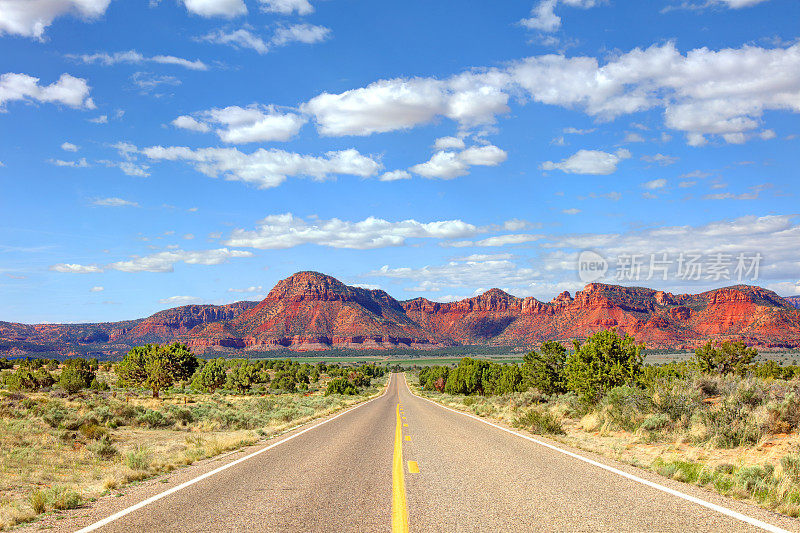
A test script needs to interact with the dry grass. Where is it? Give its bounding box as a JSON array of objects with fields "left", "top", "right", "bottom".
[
  {"left": 0, "top": 376, "right": 386, "bottom": 530},
  {"left": 410, "top": 377, "right": 800, "bottom": 517}
]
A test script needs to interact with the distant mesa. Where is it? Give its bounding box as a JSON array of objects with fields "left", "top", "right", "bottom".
[{"left": 2, "top": 271, "right": 800, "bottom": 358}]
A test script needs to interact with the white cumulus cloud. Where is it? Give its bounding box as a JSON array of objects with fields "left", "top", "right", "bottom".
[
  {"left": 379, "top": 170, "right": 412, "bottom": 182},
  {"left": 181, "top": 0, "right": 246, "bottom": 18},
  {"left": 541, "top": 148, "right": 630, "bottom": 175},
  {"left": 140, "top": 144, "right": 381, "bottom": 189},
  {"left": 110, "top": 248, "right": 253, "bottom": 273},
  {"left": 302, "top": 72, "right": 511, "bottom": 136},
  {"left": 410, "top": 144, "right": 507, "bottom": 180},
  {"left": 172, "top": 104, "right": 306, "bottom": 143},
  {"left": 225, "top": 213, "right": 483, "bottom": 250},
  {"left": 0, "top": 0, "right": 111, "bottom": 40},
  {"left": 51, "top": 248, "right": 253, "bottom": 274},
  {"left": 202, "top": 24, "right": 330, "bottom": 54},
  {"left": 171, "top": 115, "right": 210, "bottom": 132},
  {"left": 0, "top": 72, "right": 94, "bottom": 110},
  {"left": 520, "top": 0, "right": 600, "bottom": 33},
  {"left": 259, "top": 0, "right": 313, "bottom": 15}
]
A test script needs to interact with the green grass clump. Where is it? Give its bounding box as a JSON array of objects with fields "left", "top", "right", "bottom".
[
  {"left": 28, "top": 491, "right": 46, "bottom": 514},
  {"left": 513, "top": 408, "right": 565, "bottom": 435},
  {"left": 89, "top": 435, "right": 118, "bottom": 459},
  {"left": 125, "top": 445, "right": 152, "bottom": 471}
]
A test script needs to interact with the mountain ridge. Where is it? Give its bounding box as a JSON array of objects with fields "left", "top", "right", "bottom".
[{"left": 2, "top": 271, "right": 800, "bottom": 357}]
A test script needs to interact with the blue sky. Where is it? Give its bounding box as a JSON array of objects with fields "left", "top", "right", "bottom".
[{"left": 0, "top": 0, "right": 798, "bottom": 323}]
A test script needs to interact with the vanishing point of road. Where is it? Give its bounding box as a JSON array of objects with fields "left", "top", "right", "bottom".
[{"left": 30, "top": 374, "right": 800, "bottom": 532}]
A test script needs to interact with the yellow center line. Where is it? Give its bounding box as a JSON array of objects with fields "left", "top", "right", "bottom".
[
  {"left": 407, "top": 461, "right": 419, "bottom": 474},
  {"left": 403, "top": 423, "right": 408, "bottom": 427},
  {"left": 392, "top": 403, "right": 409, "bottom": 533}
]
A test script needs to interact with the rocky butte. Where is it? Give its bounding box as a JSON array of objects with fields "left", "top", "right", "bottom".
[{"left": 2, "top": 271, "right": 800, "bottom": 357}]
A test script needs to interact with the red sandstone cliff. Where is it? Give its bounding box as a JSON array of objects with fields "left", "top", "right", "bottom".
[
  {"left": 188, "top": 272, "right": 440, "bottom": 351},
  {"left": 3, "top": 273, "right": 800, "bottom": 356}
]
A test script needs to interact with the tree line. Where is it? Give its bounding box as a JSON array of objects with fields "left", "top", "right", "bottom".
[
  {"left": 1, "top": 344, "right": 385, "bottom": 397},
  {"left": 419, "top": 329, "right": 796, "bottom": 405}
]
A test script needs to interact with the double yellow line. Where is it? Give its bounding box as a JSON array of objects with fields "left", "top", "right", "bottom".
[{"left": 392, "top": 402, "right": 409, "bottom": 532}]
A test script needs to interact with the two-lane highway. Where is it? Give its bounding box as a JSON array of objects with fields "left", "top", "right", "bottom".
[{"left": 38, "top": 373, "right": 799, "bottom": 532}]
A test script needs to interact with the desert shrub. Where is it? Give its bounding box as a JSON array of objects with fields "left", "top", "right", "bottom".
[
  {"left": 444, "top": 358, "right": 491, "bottom": 395},
  {"left": 715, "top": 463, "right": 736, "bottom": 474},
  {"left": 89, "top": 435, "right": 118, "bottom": 459},
  {"left": 640, "top": 362, "right": 694, "bottom": 389},
  {"left": 419, "top": 366, "right": 449, "bottom": 392},
  {"left": 5, "top": 367, "right": 39, "bottom": 391},
  {"left": 125, "top": 445, "right": 151, "bottom": 470},
  {"left": 730, "top": 379, "right": 767, "bottom": 409},
  {"left": 602, "top": 385, "right": 650, "bottom": 431},
  {"left": 79, "top": 422, "right": 109, "bottom": 440},
  {"left": 696, "top": 340, "right": 757, "bottom": 375},
  {"left": 780, "top": 455, "right": 800, "bottom": 483},
  {"left": 136, "top": 409, "right": 173, "bottom": 428},
  {"left": 522, "top": 341, "right": 568, "bottom": 394},
  {"left": 695, "top": 374, "right": 722, "bottom": 397},
  {"left": 88, "top": 405, "right": 114, "bottom": 425},
  {"left": 650, "top": 379, "right": 704, "bottom": 422},
  {"left": 49, "top": 487, "right": 83, "bottom": 510},
  {"left": 346, "top": 371, "right": 370, "bottom": 389},
  {"left": 118, "top": 343, "right": 198, "bottom": 398},
  {"left": 513, "top": 408, "right": 565, "bottom": 435},
  {"left": 564, "top": 329, "right": 644, "bottom": 404},
  {"left": 90, "top": 378, "right": 110, "bottom": 391},
  {"left": 766, "top": 392, "right": 800, "bottom": 434},
  {"left": 736, "top": 464, "right": 774, "bottom": 495},
  {"left": 640, "top": 413, "right": 671, "bottom": 432},
  {"left": 753, "top": 360, "right": 785, "bottom": 380},
  {"left": 325, "top": 377, "right": 357, "bottom": 396},
  {"left": 507, "top": 388, "right": 549, "bottom": 411},
  {"left": 33, "top": 368, "right": 55, "bottom": 388},
  {"left": 225, "top": 361, "right": 262, "bottom": 393},
  {"left": 436, "top": 358, "right": 523, "bottom": 396},
  {"left": 272, "top": 371, "right": 298, "bottom": 393},
  {"left": 703, "top": 401, "right": 763, "bottom": 448},
  {"left": 112, "top": 404, "right": 142, "bottom": 426},
  {"left": 58, "top": 413, "right": 85, "bottom": 431},
  {"left": 59, "top": 361, "right": 95, "bottom": 393},
  {"left": 654, "top": 459, "right": 703, "bottom": 483},
  {"left": 167, "top": 406, "right": 195, "bottom": 424},
  {"left": 190, "top": 358, "right": 227, "bottom": 393},
  {"left": 43, "top": 405, "right": 68, "bottom": 428}
]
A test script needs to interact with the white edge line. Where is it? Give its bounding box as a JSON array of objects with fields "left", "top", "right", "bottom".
[
  {"left": 75, "top": 374, "right": 393, "bottom": 533},
  {"left": 405, "top": 374, "right": 793, "bottom": 533}
]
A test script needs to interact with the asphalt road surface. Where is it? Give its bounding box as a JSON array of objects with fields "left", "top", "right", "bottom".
[{"left": 36, "top": 373, "right": 800, "bottom": 532}]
